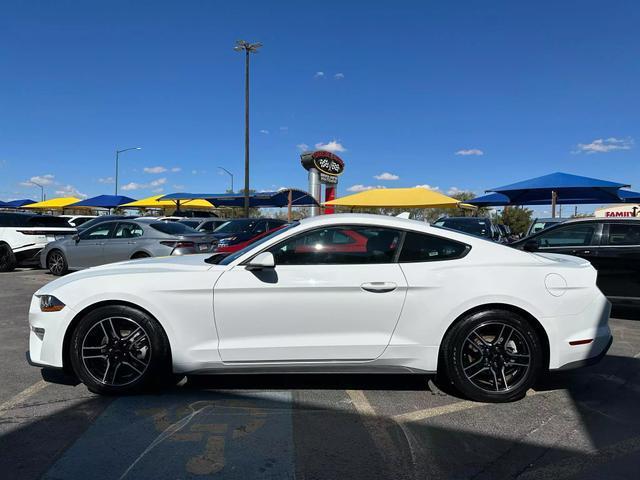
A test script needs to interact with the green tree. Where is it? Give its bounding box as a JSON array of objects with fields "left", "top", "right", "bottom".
[{"left": 498, "top": 206, "right": 533, "bottom": 236}]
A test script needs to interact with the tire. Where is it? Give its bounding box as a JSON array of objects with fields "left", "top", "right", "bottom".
[
  {"left": 69, "top": 305, "right": 171, "bottom": 395},
  {"left": 47, "top": 249, "right": 68, "bottom": 276},
  {"left": 0, "top": 242, "right": 17, "bottom": 272},
  {"left": 440, "top": 309, "right": 543, "bottom": 403},
  {"left": 131, "top": 252, "right": 150, "bottom": 259}
]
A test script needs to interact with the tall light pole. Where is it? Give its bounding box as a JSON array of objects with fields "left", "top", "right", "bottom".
[
  {"left": 29, "top": 181, "right": 45, "bottom": 201},
  {"left": 115, "top": 147, "right": 141, "bottom": 195},
  {"left": 218, "top": 166, "right": 234, "bottom": 193},
  {"left": 234, "top": 40, "right": 262, "bottom": 216}
]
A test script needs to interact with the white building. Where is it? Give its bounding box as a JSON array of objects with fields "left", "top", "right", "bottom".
[{"left": 594, "top": 204, "right": 640, "bottom": 218}]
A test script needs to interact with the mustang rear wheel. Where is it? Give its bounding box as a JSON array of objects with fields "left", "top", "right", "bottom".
[
  {"left": 441, "top": 309, "right": 543, "bottom": 403},
  {"left": 69, "top": 305, "right": 171, "bottom": 395}
]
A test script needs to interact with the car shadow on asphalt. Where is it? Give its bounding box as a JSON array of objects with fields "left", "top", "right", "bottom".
[{"left": 3, "top": 354, "right": 640, "bottom": 480}]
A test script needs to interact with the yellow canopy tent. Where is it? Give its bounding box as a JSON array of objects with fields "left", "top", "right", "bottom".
[
  {"left": 22, "top": 197, "right": 82, "bottom": 209},
  {"left": 324, "top": 188, "right": 468, "bottom": 209},
  {"left": 119, "top": 195, "right": 214, "bottom": 209}
]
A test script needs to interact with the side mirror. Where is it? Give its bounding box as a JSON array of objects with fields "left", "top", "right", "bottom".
[
  {"left": 246, "top": 252, "right": 275, "bottom": 271},
  {"left": 72, "top": 234, "right": 80, "bottom": 243},
  {"left": 523, "top": 240, "right": 539, "bottom": 252}
]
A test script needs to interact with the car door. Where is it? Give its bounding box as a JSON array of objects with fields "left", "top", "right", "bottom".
[
  {"left": 213, "top": 225, "right": 408, "bottom": 362},
  {"left": 533, "top": 222, "right": 602, "bottom": 267},
  {"left": 67, "top": 222, "right": 116, "bottom": 269},
  {"left": 595, "top": 222, "right": 640, "bottom": 299},
  {"left": 102, "top": 222, "right": 145, "bottom": 264}
]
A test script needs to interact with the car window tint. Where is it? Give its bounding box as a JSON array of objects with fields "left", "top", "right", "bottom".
[
  {"left": 81, "top": 223, "right": 115, "bottom": 240},
  {"left": 150, "top": 222, "right": 197, "bottom": 235},
  {"left": 0, "top": 213, "right": 32, "bottom": 227},
  {"left": 537, "top": 223, "right": 596, "bottom": 247},
  {"left": 27, "top": 216, "right": 71, "bottom": 228},
  {"left": 607, "top": 223, "right": 640, "bottom": 246},
  {"left": 399, "top": 231, "right": 469, "bottom": 262},
  {"left": 114, "top": 222, "right": 144, "bottom": 238},
  {"left": 267, "top": 225, "right": 401, "bottom": 265}
]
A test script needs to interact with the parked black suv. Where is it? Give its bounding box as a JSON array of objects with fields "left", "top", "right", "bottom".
[
  {"left": 512, "top": 218, "right": 640, "bottom": 303},
  {"left": 433, "top": 217, "right": 503, "bottom": 242}
]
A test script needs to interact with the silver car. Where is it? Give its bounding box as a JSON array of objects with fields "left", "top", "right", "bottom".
[{"left": 41, "top": 219, "right": 218, "bottom": 275}]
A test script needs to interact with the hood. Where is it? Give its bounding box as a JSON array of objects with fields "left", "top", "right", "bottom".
[{"left": 36, "top": 254, "right": 223, "bottom": 295}]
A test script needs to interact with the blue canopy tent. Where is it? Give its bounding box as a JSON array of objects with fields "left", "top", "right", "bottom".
[
  {"left": 160, "top": 189, "right": 319, "bottom": 220},
  {"left": 487, "top": 172, "right": 630, "bottom": 217},
  {"left": 618, "top": 190, "right": 640, "bottom": 203},
  {"left": 0, "top": 200, "right": 7, "bottom": 207},
  {"left": 3, "top": 199, "right": 37, "bottom": 208},
  {"left": 69, "top": 195, "right": 137, "bottom": 209}
]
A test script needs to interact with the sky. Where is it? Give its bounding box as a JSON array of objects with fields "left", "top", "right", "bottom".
[{"left": 1, "top": 0, "right": 639, "bottom": 215}]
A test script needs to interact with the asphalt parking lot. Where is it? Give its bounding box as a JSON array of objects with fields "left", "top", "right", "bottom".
[{"left": 2, "top": 269, "right": 640, "bottom": 480}]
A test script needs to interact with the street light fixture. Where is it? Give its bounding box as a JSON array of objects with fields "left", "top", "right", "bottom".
[
  {"left": 218, "top": 166, "right": 234, "bottom": 193},
  {"left": 234, "top": 40, "right": 262, "bottom": 216},
  {"left": 29, "top": 181, "right": 45, "bottom": 201},
  {"left": 114, "top": 147, "right": 141, "bottom": 195}
]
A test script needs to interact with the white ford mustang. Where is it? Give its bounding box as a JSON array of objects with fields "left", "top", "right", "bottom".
[{"left": 28, "top": 214, "right": 612, "bottom": 402}]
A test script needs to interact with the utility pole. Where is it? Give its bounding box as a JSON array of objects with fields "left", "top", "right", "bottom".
[
  {"left": 114, "top": 147, "right": 141, "bottom": 195},
  {"left": 30, "top": 181, "right": 44, "bottom": 201},
  {"left": 234, "top": 40, "right": 262, "bottom": 216},
  {"left": 218, "top": 166, "right": 234, "bottom": 192}
]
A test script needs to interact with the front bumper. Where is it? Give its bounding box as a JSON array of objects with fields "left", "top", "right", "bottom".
[{"left": 28, "top": 295, "right": 74, "bottom": 369}]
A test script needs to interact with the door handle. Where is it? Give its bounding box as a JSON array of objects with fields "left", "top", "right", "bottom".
[{"left": 361, "top": 282, "right": 397, "bottom": 293}]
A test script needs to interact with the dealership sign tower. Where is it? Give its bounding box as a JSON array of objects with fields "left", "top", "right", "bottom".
[{"left": 300, "top": 150, "right": 345, "bottom": 216}]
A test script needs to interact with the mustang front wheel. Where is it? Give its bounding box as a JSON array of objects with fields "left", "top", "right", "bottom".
[{"left": 69, "top": 305, "right": 171, "bottom": 395}]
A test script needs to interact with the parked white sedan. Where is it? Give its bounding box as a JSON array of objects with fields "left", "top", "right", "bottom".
[{"left": 28, "top": 214, "right": 612, "bottom": 402}]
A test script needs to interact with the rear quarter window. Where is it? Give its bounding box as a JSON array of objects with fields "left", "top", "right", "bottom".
[
  {"left": 27, "top": 216, "right": 72, "bottom": 228},
  {"left": 399, "top": 231, "right": 469, "bottom": 262}
]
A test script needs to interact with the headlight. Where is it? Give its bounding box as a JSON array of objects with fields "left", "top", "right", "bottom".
[{"left": 38, "top": 295, "right": 65, "bottom": 312}]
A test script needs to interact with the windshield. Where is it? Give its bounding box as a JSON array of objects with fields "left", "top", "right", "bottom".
[
  {"left": 150, "top": 222, "right": 199, "bottom": 235},
  {"left": 210, "top": 222, "right": 298, "bottom": 265},
  {"left": 214, "top": 219, "right": 256, "bottom": 234},
  {"left": 78, "top": 216, "right": 126, "bottom": 230},
  {"left": 433, "top": 218, "right": 491, "bottom": 238}
]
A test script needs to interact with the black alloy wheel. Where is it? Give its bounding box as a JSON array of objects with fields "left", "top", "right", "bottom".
[
  {"left": 70, "top": 305, "right": 171, "bottom": 395},
  {"left": 441, "top": 309, "right": 543, "bottom": 403},
  {"left": 0, "top": 242, "right": 16, "bottom": 272},
  {"left": 47, "top": 250, "right": 68, "bottom": 276}
]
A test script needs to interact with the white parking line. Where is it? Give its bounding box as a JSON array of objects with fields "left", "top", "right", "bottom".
[
  {"left": 0, "top": 379, "right": 49, "bottom": 417},
  {"left": 393, "top": 389, "right": 547, "bottom": 424}
]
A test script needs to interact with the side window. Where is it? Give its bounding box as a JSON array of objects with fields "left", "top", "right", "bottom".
[
  {"left": 537, "top": 223, "right": 597, "bottom": 247},
  {"left": 607, "top": 223, "right": 640, "bottom": 246},
  {"left": 114, "top": 222, "right": 144, "bottom": 239},
  {"left": 267, "top": 225, "right": 401, "bottom": 265},
  {"left": 399, "top": 231, "right": 469, "bottom": 262},
  {"left": 253, "top": 221, "right": 267, "bottom": 235},
  {"left": 80, "top": 223, "right": 116, "bottom": 240}
]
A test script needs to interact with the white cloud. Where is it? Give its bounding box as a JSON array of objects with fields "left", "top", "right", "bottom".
[
  {"left": 260, "top": 129, "right": 270, "bottom": 134},
  {"left": 574, "top": 137, "right": 634, "bottom": 154},
  {"left": 121, "top": 177, "right": 167, "bottom": 191},
  {"left": 171, "top": 167, "right": 182, "bottom": 172},
  {"left": 191, "top": 169, "right": 198, "bottom": 175},
  {"left": 279, "top": 126, "right": 288, "bottom": 132},
  {"left": 152, "top": 187, "right": 164, "bottom": 193},
  {"left": 143, "top": 166, "right": 167, "bottom": 174},
  {"left": 314, "top": 71, "right": 325, "bottom": 78},
  {"left": 374, "top": 172, "right": 399, "bottom": 181},
  {"left": 455, "top": 149, "right": 484, "bottom": 156},
  {"left": 347, "top": 184, "right": 386, "bottom": 192},
  {"left": 296, "top": 143, "right": 309, "bottom": 151},
  {"left": 20, "top": 174, "right": 55, "bottom": 187},
  {"left": 315, "top": 140, "right": 346, "bottom": 153},
  {"left": 121, "top": 182, "right": 143, "bottom": 191},
  {"left": 334, "top": 73, "right": 345, "bottom": 80},
  {"left": 98, "top": 176, "right": 115, "bottom": 184},
  {"left": 55, "top": 184, "right": 87, "bottom": 198},
  {"left": 414, "top": 184, "right": 440, "bottom": 191},
  {"left": 173, "top": 184, "right": 185, "bottom": 190}
]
